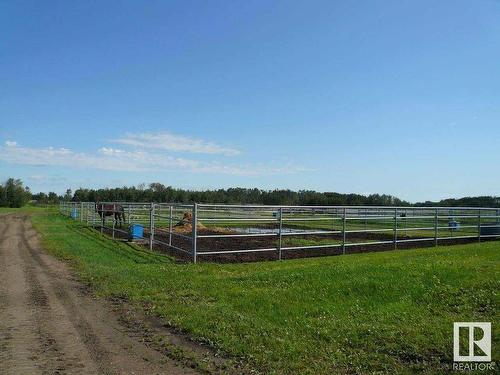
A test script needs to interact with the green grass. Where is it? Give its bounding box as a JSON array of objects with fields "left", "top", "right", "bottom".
[
  {"left": 0, "top": 207, "right": 20, "bottom": 214},
  {"left": 0, "top": 206, "right": 53, "bottom": 215},
  {"left": 31, "top": 213, "right": 499, "bottom": 374}
]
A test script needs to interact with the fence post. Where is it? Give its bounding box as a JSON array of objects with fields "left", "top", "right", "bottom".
[
  {"left": 449, "top": 209, "right": 453, "bottom": 238},
  {"left": 100, "top": 203, "right": 104, "bottom": 235},
  {"left": 80, "top": 202, "right": 83, "bottom": 222},
  {"left": 434, "top": 208, "right": 438, "bottom": 247},
  {"left": 278, "top": 207, "right": 283, "bottom": 260},
  {"left": 168, "top": 205, "right": 173, "bottom": 246},
  {"left": 192, "top": 203, "right": 198, "bottom": 263},
  {"left": 478, "top": 209, "right": 481, "bottom": 243},
  {"left": 149, "top": 203, "right": 155, "bottom": 251},
  {"left": 404, "top": 209, "right": 408, "bottom": 237},
  {"left": 393, "top": 208, "right": 398, "bottom": 250},
  {"left": 342, "top": 207, "right": 347, "bottom": 255},
  {"left": 112, "top": 203, "right": 116, "bottom": 239}
]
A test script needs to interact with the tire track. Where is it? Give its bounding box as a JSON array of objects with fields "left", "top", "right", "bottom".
[
  {"left": 0, "top": 215, "right": 42, "bottom": 374},
  {"left": 19, "top": 228, "right": 88, "bottom": 374},
  {"left": 2, "top": 214, "right": 197, "bottom": 375},
  {"left": 19, "top": 217, "right": 109, "bottom": 374},
  {"left": 0, "top": 219, "right": 13, "bottom": 374}
]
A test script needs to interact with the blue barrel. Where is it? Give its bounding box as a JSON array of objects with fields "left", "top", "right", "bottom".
[
  {"left": 129, "top": 224, "right": 144, "bottom": 240},
  {"left": 71, "top": 208, "right": 78, "bottom": 219},
  {"left": 448, "top": 220, "right": 460, "bottom": 231}
]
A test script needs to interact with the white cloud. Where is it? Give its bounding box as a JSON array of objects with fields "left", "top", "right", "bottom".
[
  {"left": 112, "top": 132, "right": 240, "bottom": 156},
  {"left": 99, "top": 147, "right": 125, "bottom": 156},
  {"left": 28, "top": 174, "right": 67, "bottom": 184},
  {"left": 5, "top": 140, "right": 17, "bottom": 147},
  {"left": 0, "top": 141, "right": 307, "bottom": 176}
]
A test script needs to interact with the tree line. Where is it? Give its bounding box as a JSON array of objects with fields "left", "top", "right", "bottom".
[
  {"left": 71, "top": 183, "right": 411, "bottom": 206},
  {"left": 68, "top": 183, "right": 500, "bottom": 208},
  {"left": 2, "top": 178, "right": 498, "bottom": 208},
  {"left": 415, "top": 196, "right": 500, "bottom": 208}
]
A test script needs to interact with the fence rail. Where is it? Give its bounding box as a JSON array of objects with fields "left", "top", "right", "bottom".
[{"left": 59, "top": 202, "right": 500, "bottom": 263}]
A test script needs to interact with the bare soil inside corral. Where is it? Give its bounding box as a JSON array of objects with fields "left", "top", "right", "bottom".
[{"left": 100, "top": 224, "right": 481, "bottom": 263}]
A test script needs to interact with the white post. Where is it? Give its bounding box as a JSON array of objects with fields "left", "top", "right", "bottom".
[
  {"left": 394, "top": 208, "right": 398, "bottom": 250},
  {"left": 192, "top": 203, "right": 198, "bottom": 263},
  {"left": 342, "top": 207, "right": 347, "bottom": 255},
  {"left": 168, "top": 205, "right": 173, "bottom": 246},
  {"left": 112, "top": 204, "right": 116, "bottom": 239},
  {"left": 278, "top": 208, "right": 283, "bottom": 260},
  {"left": 149, "top": 203, "right": 155, "bottom": 250},
  {"left": 100, "top": 203, "right": 104, "bottom": 235},
  {"left": 478, "top": 209, "right": 481, "bottom": 243},
  {"left": 434, "top": 208, "right": 438, "bottom": 247}
]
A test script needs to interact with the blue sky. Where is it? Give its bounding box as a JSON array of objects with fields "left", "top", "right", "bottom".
[{"left": 1, "top": 0, "right": 499, "bottom": 202}]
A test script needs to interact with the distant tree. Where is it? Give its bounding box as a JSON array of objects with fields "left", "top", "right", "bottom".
[
  {"left": 64, "top": 189, "right": 72, "bottom": 201},
  {"left": 0, "top": 178, "right": 31, "bottom": 207},
  {"left": 47, "top": 192, "right": 60, "bottom": 203},
  {"left": 0, "top": 184, "right": 4, "bottom": 206},
  {"left": 32, "top": 192, "right": 48, "bottom": 203},
  {"left": 73, "top": 188, "right": 91, "bottom": 202},
  {"left": 415, "top": 196, "right": 500, "bottom": 208}
]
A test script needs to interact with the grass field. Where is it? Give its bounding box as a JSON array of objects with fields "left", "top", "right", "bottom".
[
  {"left": 30, "top": 212, "right": 499, "bottom": 374},
  {"left": 0, "top": 206, "right": 51, "bottom": 215}
]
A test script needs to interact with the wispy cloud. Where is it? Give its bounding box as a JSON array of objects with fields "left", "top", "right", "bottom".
[
  {"left": 112, "top": 132, "right": 241, "bottom": 156},
  {"left": 28, "top": 174, "right": 67, "bottom": 184},
  {"left": 98, "top": 147, "right": 126, "bottom": 156},
  {"left": 0, "top": 141, "right": 308, "bottom": 176}
]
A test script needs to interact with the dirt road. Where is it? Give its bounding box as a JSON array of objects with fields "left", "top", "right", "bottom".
[{"left": 0, "top": 214, "right": 197, "bottom": 375}]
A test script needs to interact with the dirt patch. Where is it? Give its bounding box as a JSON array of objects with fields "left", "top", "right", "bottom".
[
  {"left": 172, "top": 211, "right": 206, "bottom": 233},
  {"left": 0, "top": 214, "right": 247, "bottom": 374},
  {"left": 97, "top": 223, "right": 488, "bottom": 263},
  {"left": 155, "top": 229, "right": 482, "bottom": 263}
]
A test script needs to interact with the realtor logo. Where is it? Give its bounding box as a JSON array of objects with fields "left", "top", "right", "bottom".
[{"left": 453, "top": 322, "right": 491, "bottom": 362}]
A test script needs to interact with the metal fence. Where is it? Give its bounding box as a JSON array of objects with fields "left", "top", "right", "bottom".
[{"left": 59, "top": 202, "right": 500, "bottom": 263}]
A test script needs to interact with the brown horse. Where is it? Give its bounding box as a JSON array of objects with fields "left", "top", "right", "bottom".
[{"left": 95, "top": 202, "right": 126, "bottom": 227}]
